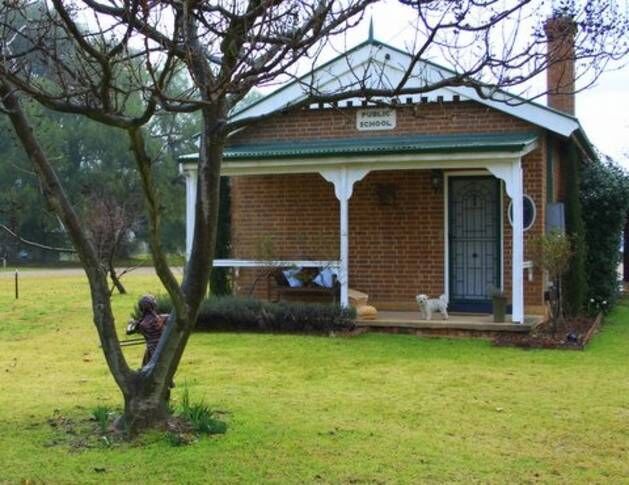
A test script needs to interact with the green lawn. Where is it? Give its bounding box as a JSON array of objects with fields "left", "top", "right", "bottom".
[{"left": 1, "top": 272, "right": 628, "bottom": 483}]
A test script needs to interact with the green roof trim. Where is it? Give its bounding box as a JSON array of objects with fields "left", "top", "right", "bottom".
[{"left": 179, "top": 133, "right": 538, "bottom": 163}]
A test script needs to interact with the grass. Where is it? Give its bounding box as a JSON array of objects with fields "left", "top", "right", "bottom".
[{"left": 0, "top": 271, "right": 628, "bottom": 483}]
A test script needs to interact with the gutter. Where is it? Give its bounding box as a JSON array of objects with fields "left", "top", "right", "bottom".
[{"left": 571, "top": 127, "right": 598, "bottom": 162}]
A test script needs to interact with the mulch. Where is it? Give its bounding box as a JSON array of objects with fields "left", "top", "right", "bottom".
[{"left": 493, "top": 313, "right": 602, "bottom": 350}]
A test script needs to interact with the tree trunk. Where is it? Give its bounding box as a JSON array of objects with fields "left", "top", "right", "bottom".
[
  {"left": 120, "top": 385, "right": 171, "bottom": 436},
  {"left": 1, "top": 70, "right": 220, "bottom": 437},
  {"left": 550, "top": 276, "right": 564, "bottom": 334}
]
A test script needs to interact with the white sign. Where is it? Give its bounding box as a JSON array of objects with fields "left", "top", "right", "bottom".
[{"left": 356, "top": 108, "right": 396, "bottom": 131}]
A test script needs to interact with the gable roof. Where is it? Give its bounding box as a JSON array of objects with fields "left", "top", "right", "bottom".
[{"left": 229, "top": 38, "right": 595, "bottom": 159}]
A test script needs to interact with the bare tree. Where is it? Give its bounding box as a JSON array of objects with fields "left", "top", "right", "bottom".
[
  {"left": 0, "top": 0, "right": 626, "bottom": 435},
  {"left": 85, "top": 193, "right": 142, "bottom": 295}
]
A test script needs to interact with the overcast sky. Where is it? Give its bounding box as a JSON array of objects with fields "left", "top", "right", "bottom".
[
  {"left": 305, "top": 1, "right": 629, "bottom": 168},
  {"left": 576, "top": 68, "right": 629, "bottom": 166}
]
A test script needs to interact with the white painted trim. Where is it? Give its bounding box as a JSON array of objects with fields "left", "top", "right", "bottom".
[
  {"left": 319, "top": 167, "right": 370, "bottom": 307},
  {"left": 443, "top": 170, "right": 504, "bottom": 303},
  {"left": 510, "top": 161, "right": 525, "bottom": 323},
  {"left": 180, "top": 163, "right": 197, "bottom": 176},
  {"left": 179, "top": 145, "right": 536, "bottom": 178},
  {"left": 180, "top": 156, "right": 524, "bottom": 318},
  {"left": 482, "top": 160, "right": 525, "bottom": 323},
  {"left": 228, "top": 41, "right": 582, "bottom": 138},
  {"left": 443, "top": 174, "right": 450, "bottom": 302},
  {"left": 212, "top": 259, "right": 340, "bottom": 268},
  {"left": 320, "top": 167, "right": 370, "bottom": 200},
  {"left": 507, "top": 194, "right": 537, "bottom": 232},
  {"left": 180, "top": 164, "right": 198, "bottom": 261},
  {"left": 499, "top": 181, "right": 505, "bottom": 292}
]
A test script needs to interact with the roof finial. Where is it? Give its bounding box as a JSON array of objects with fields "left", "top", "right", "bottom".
[{"left": 368, "top": 16, "right": 374, "bottom": 42}]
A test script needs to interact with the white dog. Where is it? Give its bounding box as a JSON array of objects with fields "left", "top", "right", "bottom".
[{"left": 416, "top": 294, "right": 449, "bottom": 320}]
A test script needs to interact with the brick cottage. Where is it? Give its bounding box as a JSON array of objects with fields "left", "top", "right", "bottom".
[{"left": 180, "top": 19, "right": 595, "bottom": 324}]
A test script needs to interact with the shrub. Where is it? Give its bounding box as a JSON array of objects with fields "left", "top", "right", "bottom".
[
  {"left": 531, "top": 230, "right": 572, "bottom": 331},
  {"left": 580, "top": 157, "right": 629, "bottom": 313},
  {"left": 132, "top": 295, "right": 356, "bottom": 334},
  {"left": 178, "top": 388, "right": 227, "bottom": 436},
  {"left": 562, "top": 143, "right": 587, "bottom": 316},
  {"left": 164, "top": 388, "right": 226, "bottom": 447},
  {"left": 91, "top": 405, "right": 111, "bottom": 434},
  {"left": 198, "top": 297, "right": 356, "bottom": 333}
]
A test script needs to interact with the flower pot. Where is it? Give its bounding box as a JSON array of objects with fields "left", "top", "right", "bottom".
[{"left": 493, "top": 296, "right": 507, "bottom": 323}]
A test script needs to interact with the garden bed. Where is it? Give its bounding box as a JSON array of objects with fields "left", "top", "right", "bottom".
[{"left": 493, "top": 312, "right": 602, "bottom": 350}]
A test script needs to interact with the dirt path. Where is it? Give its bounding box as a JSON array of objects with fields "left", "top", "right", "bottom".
[{"left": 0, "top": 267, "right": 183, "bottom": 279}]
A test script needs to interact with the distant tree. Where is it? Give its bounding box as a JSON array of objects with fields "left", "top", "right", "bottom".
[
  {"left": 0, "top": 104, "right": 68, "bottom": 261},
  {"left": 0, "top": 0, "right": 626, "bottom": 436},
  {"left": 85, "top": 192, "right": 141, "bottom": 295},
  {"left": 0, "top": 90, "right": 190, "bottom": 263}
]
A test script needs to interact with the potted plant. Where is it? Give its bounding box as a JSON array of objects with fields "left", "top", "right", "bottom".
[{"left": 489, "top": 287, "right": 507, "bottom": 323}]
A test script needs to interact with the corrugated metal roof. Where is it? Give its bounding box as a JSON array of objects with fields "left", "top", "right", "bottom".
[{"left": 185, "top": 132, "right": 538, "bottom": 161}]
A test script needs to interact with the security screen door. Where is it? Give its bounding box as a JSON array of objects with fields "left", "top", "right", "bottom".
[{"left": 448, "top": 176, "right": 501, "bottom": 312}]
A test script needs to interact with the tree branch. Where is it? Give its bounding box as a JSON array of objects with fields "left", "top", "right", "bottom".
[{"left": 0, "top": 223, "right": 75, "bottom": 253}]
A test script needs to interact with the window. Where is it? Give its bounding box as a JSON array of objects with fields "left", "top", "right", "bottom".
[{"left": 508, "top": 194, "right": 536, "bottom": 231}]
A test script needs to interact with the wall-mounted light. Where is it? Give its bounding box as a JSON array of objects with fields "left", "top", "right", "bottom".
[{"left": 431, "top": 169, "right": 443, "bottom": 191}]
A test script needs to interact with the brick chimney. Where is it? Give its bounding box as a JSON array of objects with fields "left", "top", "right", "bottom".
[{"left": 544, "top": 15, "right": 577, "bottom": 115}]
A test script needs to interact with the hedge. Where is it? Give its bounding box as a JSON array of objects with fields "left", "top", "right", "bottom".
[
  {"left": 562, "top": 143, "right": 587, "bottom": 317},
  {"left": 132, "top": 295, "right": 356, "bottom": 334},
  {"left": 580, "top": 157, "right": 629, "bottom": 313}
]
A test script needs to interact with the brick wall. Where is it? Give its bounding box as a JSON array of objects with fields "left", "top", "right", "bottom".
[
  {"left": 229, "top": 101, "right": 548, "bottom": 312},
  {"left": 231, "top": 173, "right": 339, "bottom": 262},
  {"left": 350, "top": 170, "right": 445, "bottom": 306},
  {"left": 230, "top": 101, "right": 534, "bottom": 143}
]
